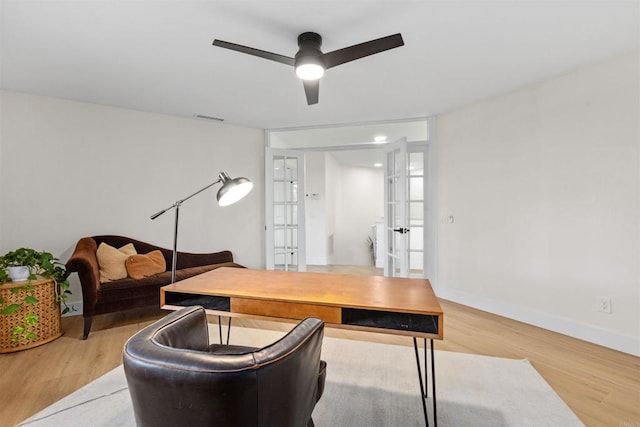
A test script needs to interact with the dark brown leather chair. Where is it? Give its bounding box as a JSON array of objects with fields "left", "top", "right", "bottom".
[{"left": 123, "top": 306, "right": 327, "bottom": 427}]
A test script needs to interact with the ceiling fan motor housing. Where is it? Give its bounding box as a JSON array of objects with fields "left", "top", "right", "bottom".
[{"left": 295, "top": 32, "right": 325, "bottom": 68}]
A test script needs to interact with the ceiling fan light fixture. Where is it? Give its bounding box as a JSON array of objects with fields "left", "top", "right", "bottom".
[
  {"left": 213, "top": 31, "right": 404, "bottom": 105},
  {"left": 295, "top": 62, "right": 325, "bottom": 80}
]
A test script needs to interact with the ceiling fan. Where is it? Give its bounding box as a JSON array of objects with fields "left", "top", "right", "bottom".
[{"left": 212, "top": 32, "right": 404, "bottom": 105}]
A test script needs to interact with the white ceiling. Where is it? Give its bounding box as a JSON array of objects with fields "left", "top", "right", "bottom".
[{"left": 1, "top": 1, "right": 638, "bottom": 130}]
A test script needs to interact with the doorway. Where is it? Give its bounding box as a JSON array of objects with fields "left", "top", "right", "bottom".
[
  {"left": 303, "top": 148, "right": 385, "bottom": 274},
  {"left": 265, "top": 118, "right": 434, "bottom": 278}
]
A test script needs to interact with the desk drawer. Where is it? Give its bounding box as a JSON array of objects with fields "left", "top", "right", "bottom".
[{"left": 231, "top": 298, "right": 341, "bottom": 323}]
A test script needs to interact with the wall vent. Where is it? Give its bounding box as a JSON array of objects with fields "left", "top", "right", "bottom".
[{"left": 194, "top": 114, "right": 224, "bottom": 122}]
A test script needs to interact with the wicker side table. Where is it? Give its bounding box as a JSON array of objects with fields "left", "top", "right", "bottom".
[{"left": 0, "top": 278, "right": 62, "bottom": 353}]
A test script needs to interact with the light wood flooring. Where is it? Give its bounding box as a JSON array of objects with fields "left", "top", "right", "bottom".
[{"left": 1, "top": 265, "right": 638, "bottom": 427}]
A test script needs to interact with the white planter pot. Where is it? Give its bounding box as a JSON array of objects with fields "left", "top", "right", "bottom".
[{"left": 7, "top": 266, "right": 30, "bottom": 282}]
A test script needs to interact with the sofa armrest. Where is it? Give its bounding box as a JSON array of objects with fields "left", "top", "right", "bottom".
[{"left": 65, "top": 237, "right": 100, "bottom": 316}]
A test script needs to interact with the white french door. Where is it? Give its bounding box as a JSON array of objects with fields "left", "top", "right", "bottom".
[
  {"left": 265, "top": 148, "right": 306, "bottom": 271},
  {"left": 384, "top": 139, "right": 408, "bottom": 277},
  {"left": 384, "top": 139, "right": 428, "bottom": 278}
]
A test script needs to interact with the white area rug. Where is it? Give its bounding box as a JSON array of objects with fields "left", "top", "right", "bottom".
[{"left": 20, "top": 326, "right": 583, "bottom": 426}]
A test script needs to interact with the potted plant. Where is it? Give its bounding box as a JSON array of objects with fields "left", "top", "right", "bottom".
[{"left": 0, "top": 248, "right": 74, "bottom": 347}]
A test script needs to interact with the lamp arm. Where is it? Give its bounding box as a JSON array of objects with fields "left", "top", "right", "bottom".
[{"left": 149, "top": 178, "right": 223, "bottom": 220}]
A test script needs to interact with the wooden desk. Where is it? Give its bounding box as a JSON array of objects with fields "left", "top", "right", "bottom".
[
  {"left": 160, "top": 267, "right": 443, "bottom": 339},
  {"left": 160, "top": 267, "right": 443, "bottom": 426}
]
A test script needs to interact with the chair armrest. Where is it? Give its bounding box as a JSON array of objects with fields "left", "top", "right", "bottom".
[
  {"left": 65, "top": 237, "right": 100, "bottom": 314},
  {"left": 316, "top": 360, "right": 327, "bottom": 402}
]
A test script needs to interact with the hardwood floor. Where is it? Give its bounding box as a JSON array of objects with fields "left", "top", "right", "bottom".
[{"left": 1, "top": 266, "right": 638, "bottom": 427}]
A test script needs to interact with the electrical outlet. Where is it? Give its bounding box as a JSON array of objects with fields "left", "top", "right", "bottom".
[{"left": 597, "top": 297, "right": 612, "bottom": 314}]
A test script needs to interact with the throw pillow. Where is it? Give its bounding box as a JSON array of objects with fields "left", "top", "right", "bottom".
[
  {"left": 125, "top": 250, "right": 166, "bottom": 279},
  {"left": 97, "top": 242, "right": 137, "bottom": 283}
]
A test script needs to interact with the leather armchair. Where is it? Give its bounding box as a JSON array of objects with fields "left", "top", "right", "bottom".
[{"left": 123, "top": 306, "right": 327, "bottom": 427}]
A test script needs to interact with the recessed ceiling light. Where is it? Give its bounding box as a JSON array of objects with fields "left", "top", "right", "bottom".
[
  {"left": 374, "top": 163, "right": 383, "bottom": 168},
  {"left": 374, "top": 135, "right": 387, "bottom": 143}
]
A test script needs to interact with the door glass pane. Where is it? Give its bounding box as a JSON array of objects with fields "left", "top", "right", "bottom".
[
  {"left": 273, "top": 182, "right": 285, "bottom": 203},
  {"left": 409, "top": 177, "right": 423, "bottom": 201},
  {"left": 274, "top": 205, "right": 284, "bottom": 226},
  {"left": 287, "top": 205, "right": 297, "bottom": 226},
  {"left": 287, "top": 252, "right": 298, "bottom": 271},
  {"left": 286, "top": 181, "right": 298, "bottom": 202},
  {"left": 285, "top": 158, "right": 298, "bottom": 180},
  {"left": 409, "top": 202, "right": 423, "bottom": 224},
  {"left": 274, "top": 157, "right": 285, "bottom": 180},
  {"left": 410, "top": 226, "right": 423, "bottom": 251},
  {"left": 409, "top": 252, "right": 424, "bottom": 273},
  {"left": 274, "top": 253, "right": 286, "bottom": 270},
  {"left": 274, "top": 228, "right": 285, "bottom": 248},
  {"left": 409, "top": 152, "right": 424, "bottom": 175},
  {"left": 287, "top": 228, "right": 298, "bottom": 248}
]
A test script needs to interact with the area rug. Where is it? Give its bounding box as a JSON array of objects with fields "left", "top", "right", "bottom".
[{"left": 19, "top": 326, "right": 583, "bottom": 427}]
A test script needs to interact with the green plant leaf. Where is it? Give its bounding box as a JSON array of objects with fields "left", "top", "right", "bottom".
[
  {"left": 11, "top": 325, "right": 25, "bottom": 335},
  {"left": 1, "top": 304, "right": 20, "bottom": 315},
  {"left": 25, "top": 331, "right": 37, "bottom": 340},
  {"left": 24, "top": 295, "right": 38, "bottom": 305},
  {"left": 25, "top": 313, "right": 39, "bottom": 325}
]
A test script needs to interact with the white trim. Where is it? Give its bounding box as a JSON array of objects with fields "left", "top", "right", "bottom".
[
  {"left": 62, "top": 300, "right": 83, "bottom": 317},
  {"left": 306, "top": 256, "right": 328, "bottom": 265},
  {"left": 437, "top": 286, "right": 640, "bottom": 356}
]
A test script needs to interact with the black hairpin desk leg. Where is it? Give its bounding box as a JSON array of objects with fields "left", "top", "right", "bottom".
[
  {"left": 413, "top": 337, "right": 437, "bottom": 427},
  {"left": 217, "top": 315, "right": 232, "bottom": 345}
]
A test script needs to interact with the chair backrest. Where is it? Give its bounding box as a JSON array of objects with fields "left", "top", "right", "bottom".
[{"left": 123, "top": 306, "right": 325, "bottom": 427}]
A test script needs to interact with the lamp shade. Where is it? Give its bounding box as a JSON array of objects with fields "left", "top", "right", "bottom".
[{"left": 216, "top": 172, "right": 253, "bottom": 206}]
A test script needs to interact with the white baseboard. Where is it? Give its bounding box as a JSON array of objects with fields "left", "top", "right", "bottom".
[
  {"left": 437, "top": 286, "right": 639, "bottom": 357},
  {"left": 62, "top": 300, "right": 83, "bottom": 317},
  {"left": 64, "top": 290, "right": 639, "bottom": 356}
]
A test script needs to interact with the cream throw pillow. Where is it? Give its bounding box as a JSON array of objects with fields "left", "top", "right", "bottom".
[{"left": 97, "top": 242, "right": 137, "bottom": 283}]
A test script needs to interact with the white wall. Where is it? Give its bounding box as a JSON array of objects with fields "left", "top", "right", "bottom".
[
  {"left": 436, "top": 52, "right": 639, "bottom": 355},
  {"left": 304, "top": 151, "right": 327, "bottom": 264},
  {"left": 305, "top": 152, "right": 384, "bottom": 266},
  {"left": 0, "top": 91, "right": 265, "bottom": 306},
  {"left": 324, "top": 152, "right": 340, "bottom": 265},
  {"left": 334, "top": 162, "right": 384, "bottom": 265}
]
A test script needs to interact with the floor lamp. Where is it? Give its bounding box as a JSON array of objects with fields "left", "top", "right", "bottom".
[{"left": 150, "top": 171, "right": 253, "bottom": 284}]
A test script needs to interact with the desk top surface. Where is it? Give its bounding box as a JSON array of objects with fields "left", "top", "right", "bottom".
[{"left": 162, "top": 267, "right": 442, "bottom": 316}]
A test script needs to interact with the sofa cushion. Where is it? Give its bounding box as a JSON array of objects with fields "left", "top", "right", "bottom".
[
  {"left": 97, "top": 242, "right": 137, "bottom": 283},
  {"left": 97, "top": 262, "right": 245, "bottom": 304},
  {"left": 126, "top": 250, "right": 166, "bottom": 279}
]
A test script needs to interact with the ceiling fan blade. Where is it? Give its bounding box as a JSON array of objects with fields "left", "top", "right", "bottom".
[
  {"left": 322, "top": 33, "right": 404, "bottom": 69},
  {"left": 212, "top": 39, "right": 295, "bottom": 66},
  {"left": 303, "top": 79, "right": 319, "bottom": 105}
]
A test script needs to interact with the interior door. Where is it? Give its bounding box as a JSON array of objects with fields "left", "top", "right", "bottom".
[
  {"left": 384, "top": 138, "right": 409, "bottom": 277},
  {"left": 265, "top": 148, "right": 306, "bottom": 271},
  {"left": 384, "top": 139, "right": 429, "bottom": 279},
  {"left": 407, "top": 142, "right": 428, "bottom": 279}
]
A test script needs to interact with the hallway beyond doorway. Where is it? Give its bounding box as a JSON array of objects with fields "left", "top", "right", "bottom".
[{"left": 307, "top": 264, "right": 383, "bottom": 276}]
